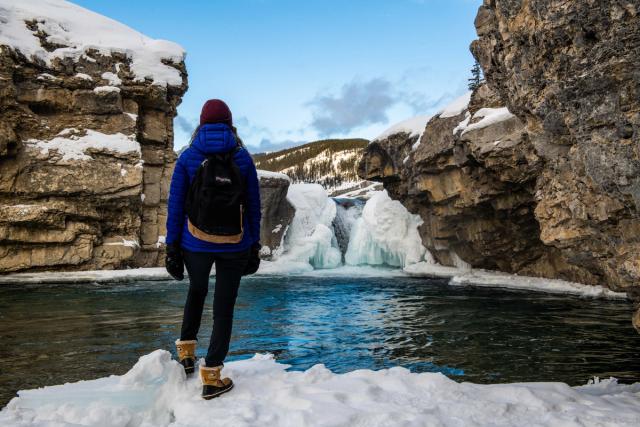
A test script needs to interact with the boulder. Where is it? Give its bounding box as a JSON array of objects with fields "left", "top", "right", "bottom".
[{"left": 258, "top": 171, "right": 295, "bottom": 258}]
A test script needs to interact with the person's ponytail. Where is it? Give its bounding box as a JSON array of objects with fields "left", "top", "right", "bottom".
[{"left": 189, "top": 125, "right": 201, "bottom": 145}]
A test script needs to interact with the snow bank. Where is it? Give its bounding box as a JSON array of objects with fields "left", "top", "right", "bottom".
[
  {"left": 0, "top": 267, "right": 173, "bottom": 285},
  {"left": 405, "top": 262, "right": 628, "bottom": 299},
  {"left": 373, "top": 114, "right": 431, "bottom": 142},
  {"left": 461, "top": 107, "right": 515, "bottom": 135},
  {"left": 277, "top": 183, "right": 342, "bottom": 269},
  {"left": 438, "top": 91, "right": 472, "bottom": 118},
  {"left": 0, "top": 0, "right": 184, "bottom": 87},
  {"left": 3, "top": 349, "right": 640, "bottom": 427},
  {"left": 450, "top": 269, "right": 627, "bottom": 299},
  {"left": 345, "top": 191, "right": 429, "bottom": 268},
  {"left": 27, "top": 129, "right": 140, "bottom": 161}
]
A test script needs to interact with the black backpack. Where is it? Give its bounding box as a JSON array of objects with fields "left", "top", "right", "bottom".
[{"left": 186, "top": 149, "right": 246, "bottom": 243}]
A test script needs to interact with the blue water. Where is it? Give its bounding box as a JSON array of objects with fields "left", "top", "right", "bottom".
[{"left": 1, "top": 274, "right": 639, "bottom": 406}]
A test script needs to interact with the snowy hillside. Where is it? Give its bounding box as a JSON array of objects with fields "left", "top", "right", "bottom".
[{"left": 252, "top": 138, "right": 377, "bottom": 195}]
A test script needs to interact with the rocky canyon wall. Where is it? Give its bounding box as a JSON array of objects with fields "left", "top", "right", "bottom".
[
  {"left": 0, "top": 1, "right": 187, "bottom": 272},
  {"left": 359, "top": 0, "right": 640, "bottom": 326}
]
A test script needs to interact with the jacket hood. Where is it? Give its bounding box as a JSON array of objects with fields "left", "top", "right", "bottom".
[{"left": 190, "top": 123, "right": 237, "bottom": 154}]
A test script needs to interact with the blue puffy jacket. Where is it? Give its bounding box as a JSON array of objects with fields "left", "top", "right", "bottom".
[{"left": 166, "top": 123, "right": 261, "bottom": 253}]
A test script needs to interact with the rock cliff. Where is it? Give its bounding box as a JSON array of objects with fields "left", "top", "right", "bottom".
[
  {"left": 359, "top": 0, "right": 640, "bottom": 326},
  {"left": 257, "top": 171, "right": 294, "bottom": 258},
  {"left": 0, "top": 0, "right": 187, "bottom": 272}
]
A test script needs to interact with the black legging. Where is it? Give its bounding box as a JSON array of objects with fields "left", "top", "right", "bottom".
[{"left": 180, "top": 249, "right": 249, "bottom": 367}]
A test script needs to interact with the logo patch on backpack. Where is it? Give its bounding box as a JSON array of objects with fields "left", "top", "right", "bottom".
[{"left": 185, "top": 150, "right": 246, "bottom": 243}]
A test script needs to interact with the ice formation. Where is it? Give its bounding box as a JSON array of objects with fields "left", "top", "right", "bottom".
[
  {"left": 332, "top": 198, "right": 364, "bottom": 257},
  {"left": 345, "top": 191, "right": 429, "bottom": 268},
  {"left": 274, "top": 186, "right": 430, "bottom": 271},
  {"left": 3, "top": 349, "right": 640, "bottom": 427},
  {"left": 278, "top": 184, "right": 342, "bottom": 270}
]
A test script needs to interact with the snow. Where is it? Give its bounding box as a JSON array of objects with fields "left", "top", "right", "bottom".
[
  {"left": 461, "top": 107, "right": 515, "bottom": 135},
  {"left": 337, "top": 181, "right": 383, "bottom": 199},
  {"left": 0, "top": 268, "right": 173, "bottom": 285},
  {"left": 257, "top": 169, "right": 290, "bottom": 181},
  {"left": 453, "top": 111, "right": 471, "bottom": 134},
  {"left": 405, "top": 262, "right": 628, "bottom": 299},
  {"left": 103, "top": 238, "right": 139, "bottom": 248},
  {"left": 101, "top": 71, "right": 122, "bottom": 86},
  {"left": 450, "top": 270, "right": 627, "bottom": 299},
  {"left": 93, "top": 85, "right": 121, "bottom": 93},
  {"left": 345, "top": 191, "right": 430, "bottom": 268},
  {"left": 0, "top": 0, "right": 184, "bottom": 87},
  {"left": 373, "top": 114, "right": 431, "bottom": 142},
  {"left": 74, "top": 72, "right": 92, "bottom": 80},
  {"left": 27, "top": 129, "right": 140, "bottom": 161},
  {"left": 278, "top": 183, "right": 342, "bottom": 269},
  {"left": 36, "top": 73, "right": 57, "bottom": 81},
  {"left": 438, "top": 91, "right": 472, "bottom": 118},
  {"left": 2, "top": 349, "right": 639, "bottom": 427}
]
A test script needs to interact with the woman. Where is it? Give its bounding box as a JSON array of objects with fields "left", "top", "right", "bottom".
[{"left": 165, "top": 99, "right": 261, "bottom": 399}]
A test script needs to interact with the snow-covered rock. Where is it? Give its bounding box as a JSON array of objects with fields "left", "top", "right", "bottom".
[
  {"left": 2, "top": 349, "right": 640, "bottom": 427},
  {"left": 373, "top": 114, "right": 432, "bottom": 143},
  {"left": 0, "top": 0, "right": 185, "bottom": 87},
  {"left": 0, "top": 0, "right": 187, "bottom": 273},
  {"left": 257, "top": 170, "right": 294, "bottom": 258}
]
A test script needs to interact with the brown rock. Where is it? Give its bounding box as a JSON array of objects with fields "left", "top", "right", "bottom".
[
  {"left": 258, "top": 173, "right": 295, "bottom": 258},
  {"left": 0, "top": 17, "right": 187, "bottom": 273}
]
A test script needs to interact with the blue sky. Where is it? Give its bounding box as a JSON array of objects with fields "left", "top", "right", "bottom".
[{"left": 73, "top": 0, "right": 481, "bottom": 151}]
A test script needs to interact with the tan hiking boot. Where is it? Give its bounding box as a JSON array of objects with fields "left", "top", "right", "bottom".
[
  {"left": 200, "top": 364, "right": 233, "bottom": 399},
  {"left": 175, "top": 339, "right": 197, "bottom": 374}
]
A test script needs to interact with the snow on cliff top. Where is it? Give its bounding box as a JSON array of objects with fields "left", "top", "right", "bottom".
[
  {"left": 438, "top": 91, "right": 472, "bottom": 118},
  {"left": 0, "top": 0, "right": 185, "bottom": 87},
  {"left": 372, "top": 91, "right": 473, "bottom": 143},
  {"left": 373, "top": 114, "right": 432, "bottom": 142}
]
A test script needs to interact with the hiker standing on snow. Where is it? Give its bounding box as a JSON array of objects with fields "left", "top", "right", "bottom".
[{"left": 164, "top": 99, "right": 261, "bottom": 399}]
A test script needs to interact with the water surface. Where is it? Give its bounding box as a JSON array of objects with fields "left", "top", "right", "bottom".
[{"left": 1, "top": 274, "right": 639, "bottom": 406}]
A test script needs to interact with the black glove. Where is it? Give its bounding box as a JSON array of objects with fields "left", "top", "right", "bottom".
[
  {"left": 165, "top": 243, "right": 184, "bottom": 281},
  {"left": 243, "top": 242, "right": 261, "bottom": 276}
]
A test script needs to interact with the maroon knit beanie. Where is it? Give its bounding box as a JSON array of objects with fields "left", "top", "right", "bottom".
[{"left": 199, "top": 99, "right": 233, "bottom": 126}]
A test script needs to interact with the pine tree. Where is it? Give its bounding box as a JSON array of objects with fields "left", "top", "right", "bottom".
[{"left": 468, "top": 60, "right": 484, "bottom": 91}]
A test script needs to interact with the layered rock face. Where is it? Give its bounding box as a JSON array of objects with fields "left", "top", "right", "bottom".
[
  {"left": 359, "top": 0, "right": 640, "bottom": 325},
  {"left": 0, "top": 1, "right": 187, "bottom": 272},
  {"left": 470, "top": 0, "right": 640, "bottom": 296},
  {"left": 359, "top": 87, "right": 566, "bottom": 274}
]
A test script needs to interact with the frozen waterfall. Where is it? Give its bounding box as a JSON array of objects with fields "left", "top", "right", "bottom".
[
  {"left": 344, "top": 191, "right": 427, "bottom": 268},
  {"left": 332, "top": 198, "right": 364, "bottom": 259},
  {"left": 272, "top": 184, "right": 433, "bottom": 270},
  {"left": 276, "top": 184, "right": 342, "bottom": 270}
]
